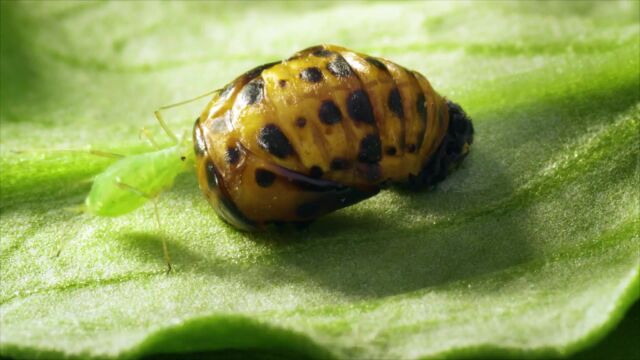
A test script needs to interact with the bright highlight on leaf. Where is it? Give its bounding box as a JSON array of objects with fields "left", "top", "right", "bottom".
[{"left": 0, "top": 1, "right": 638, "bottom": 360}]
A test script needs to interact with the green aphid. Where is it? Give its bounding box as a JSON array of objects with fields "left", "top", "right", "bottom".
[
  {"left": 85, "top": 140, "right": 194, "bottom": 217},
  {"left": 79, "top": 99, "right": 210, "bottom": 273},
  {"left": 83, "top": 97, "right": 210, "bottom": 219}
]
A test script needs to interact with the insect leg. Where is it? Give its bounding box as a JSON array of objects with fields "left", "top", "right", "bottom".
[
  {"left": 115, "top": 179, "right": 173, "bottom": 273},
  {"left": 152, "top": 197, "right": 172, "bottom": 274},
  {"left": 153, "top": 111, "right": 179, "bottom": 144},
  {"left": 87, "top": 149, "right": 124, "bottom": 158},
  {"left": 154, "top": 89, "right": 220, "bottom": 144}
]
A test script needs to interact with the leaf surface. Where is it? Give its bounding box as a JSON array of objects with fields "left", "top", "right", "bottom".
[{"left": 1, "top": 1, "right": 639, "bottom": 359}]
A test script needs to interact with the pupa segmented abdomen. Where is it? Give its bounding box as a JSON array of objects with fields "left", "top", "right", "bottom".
[{"left": 193, "top": 44, "right": 473, "bottom": 230}]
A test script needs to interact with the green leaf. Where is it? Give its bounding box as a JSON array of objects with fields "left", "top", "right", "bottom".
[{"left": 1, "top": 1, "right": 639, "bottom": 359}]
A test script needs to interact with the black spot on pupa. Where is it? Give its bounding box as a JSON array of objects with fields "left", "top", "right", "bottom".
[
  {"left": 313, "top": 49, "right": 334, "bottom": 57},
  {"left": 180, "top": 156, "right": 186, "bottom": 161},
  {"left": 279, "top": 79, "right": 287, "bottom": 88},
  {"left": 388, "top": 88, "right": 404, "bottom": 119},
  {"left": 193, "top": 119, "right": 207, "bottom": 156},
  {"left": 295, "top": 117, "right": 307, "bottom": 128},
  {"left": 358, "top": 134, "right": 382, "bottom": 163},
  {"left": 205, "top": 160, "right": 219, "bottom": 189},
  {"left": 224, "top": 146, "right": 241, "bottom": 165},
  {"left": 357, "top": 163, "right": 382, "bottom": 182},
  {"left": 296, "top": 202, "right": 320, "bottom": 218},
  {"left": 347, "top": 90, "right": 375, "bottom": 124},
  {"left": 385, "top": 146, "right": 397, "bottom": 156},
  {"left": 327, "top": 55, "right": 353, "bottom": 78},
  {"left": 216, "top": 192, "right": 257, "bottom": 230},
  {"left": 238, "top": 78, "right": 264, "bottom": 107},
  {"left": 255, "top": 168, "right": 276, "bottom": 187},
  {"left": 242, "top": 61, "right": 279, "bottom": 81},
  {"left": 366, "top": 57, "right": 388, "bottom": 72},
  {"left": 300, "top": 67, "right": 323, "bottom": 83},
  {"left": 257, "top": 124, "right": 294, "bottom": 159},
  {"left": 309, "top": 166, "right": 323, "bottom": 179},
  {"left": 318, "top": 100, "right": 342, "bottom": 125},
  {"left": 407, "top": 144, "right": 417, "bottom": 153},
  {"left": 330, "top": 158, "right": 351, "bottom": 170},
  {"left": 416, "top": 93, "right": 427, "bottom": 122},
  {"left": 296, "top": 45, "right": 324, "bottom": 56}
]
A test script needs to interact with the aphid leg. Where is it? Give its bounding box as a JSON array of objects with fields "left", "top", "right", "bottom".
[
  {"left": 96, "top": 149, "right": 126, "bottom": 157},
  {"left": 153, "top": 89, "right": 220, "bottom": 144},
  {"left": 115, "top": 179, "right": 173, "bottom": 273},
  {"left": 153, "top": 111, "right": 179, "bottom": 144},
  {"left": 51, "top": 204, "right": 94, "bottom": 258},
  {"left": 86, "top": 149, "right": 125, "bottom": 158},
  {"left": 152, "top": 198, "right": 172, "bottom": 274}
]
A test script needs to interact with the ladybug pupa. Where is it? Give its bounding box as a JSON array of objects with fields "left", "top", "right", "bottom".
[{"left": 193, "top": 44, "right": 474, "bottom": 230}]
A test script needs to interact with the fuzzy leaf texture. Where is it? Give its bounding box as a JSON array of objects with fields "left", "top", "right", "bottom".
[{"left": 1, "top": 1, "right": 639, "bottom": 359}]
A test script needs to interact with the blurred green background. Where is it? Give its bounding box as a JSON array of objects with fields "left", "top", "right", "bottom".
[{"left": 1, "top": 1, "right": 639, "bottom": 359}]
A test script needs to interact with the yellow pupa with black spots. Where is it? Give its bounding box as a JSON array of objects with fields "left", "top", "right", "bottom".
[{"left": 194, "top": 45, "right": 474, "bottom": 230}]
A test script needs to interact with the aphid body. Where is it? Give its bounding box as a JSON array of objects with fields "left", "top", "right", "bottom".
[
  {"left": 86, "top": 142, "right": 192, "bottom": 216},
  {"left": 194, "top": 44, "right": 474, "bottom": 230}
]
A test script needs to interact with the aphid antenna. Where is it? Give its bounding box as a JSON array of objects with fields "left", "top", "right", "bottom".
[
  {"left": 115, "top": 178, "right": 173, "bottom": 273},
  {"left": 139, "top": 127, "right": 161, "bottom": 149},
  {"left": 10, "top": 148, "right": 124, "bottom": 159},
  {"left": 154, "top": 89, "right": 220, "bottom": 145}
]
